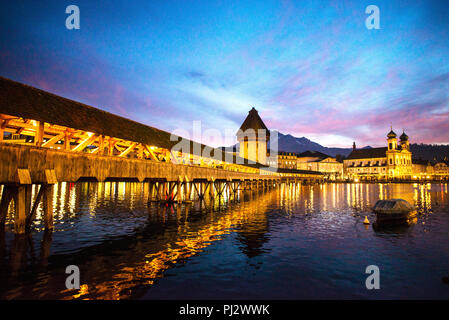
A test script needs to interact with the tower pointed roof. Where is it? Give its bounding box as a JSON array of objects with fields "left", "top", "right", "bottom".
[
  {"left": 400, "top": 130, "right": 409, "bottom": 141},
  {"left": 238, "top": 107, "right": 269, "bottom": 132},
  {"left": 387, "top": 125, "right": 397, "bottom": 139}
]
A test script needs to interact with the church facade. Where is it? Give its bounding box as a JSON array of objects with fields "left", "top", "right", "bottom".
[{"left": 344, "top": 129, "right": 412, "bottom": 181}]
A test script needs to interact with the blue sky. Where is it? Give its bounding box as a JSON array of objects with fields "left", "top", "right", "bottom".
[{"left": 1, "top": 0, "right": 448, "bottom": 147}]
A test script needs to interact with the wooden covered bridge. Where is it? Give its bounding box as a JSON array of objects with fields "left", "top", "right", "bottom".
[{"left": 0, "top": 77, "right": 323, "bottom": 233}]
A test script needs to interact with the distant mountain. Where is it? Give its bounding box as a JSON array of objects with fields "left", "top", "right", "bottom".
[
  {"left": 221, "top": 131, "right": 449, "bottom": 161},
  {"left": 269, "top": 131, "right": 355, "bottom": 157}
]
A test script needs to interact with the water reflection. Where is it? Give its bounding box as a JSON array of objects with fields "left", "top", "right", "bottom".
[{"left": 0, "top": 182, "right": 448, "bottom": 299}]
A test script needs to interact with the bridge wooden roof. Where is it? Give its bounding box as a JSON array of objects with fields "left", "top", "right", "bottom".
[
  {"left": 346, "top": 147, "right": 388, "bottom": 160},
  {"left": 0, "top": 76, "right": 262, "bottom": 167},
  {"left": 239, "top": 108, "right": 268, "bottom": 131}
]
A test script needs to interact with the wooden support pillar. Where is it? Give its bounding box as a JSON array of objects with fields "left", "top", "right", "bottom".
[
  {"left": 202, "top": 182, "right": 206, "bottom": 199},
  {"left": 221, "top": 181, "right": 226, "bottom": 196},
  {"left": 165, "top": 182, "right": 171, "bottom": 200},
  {"left": 169, "top": 181, "right": 175, "bottom": 201},
  {"left": 167, "top": 182, "right": 174, "bottom": 201},
  {"left": 35, "top": 121, "right": 45, "bottom": 147},
  {"left": 147, "top": 181, "right": 154, "bottom": 201},
  {"left": 150, "top": 182, "right": 157, "bottom": 200},
  {"left": 192, "top": 182, "right": 197, "bottom": 199},
  {"left": 159, "top": 182, "right": 165, "bottom": 200},
  {"left": 42, "top": 185, "right": 54, "bottom": 230},
  {"left": 41, "top": 170, "right": 57, "bottom": 231},
  {"left": 64, "top": 131, "right": 71, "bottom": 151},
  {"left": 26, "top": 184, "right": 45, "bottom": 229},
  {"left": 188, "top": 181, "right": 192, "bottom": 200},
  {"left": 0, "top": 119, "right": 8, "bottom": 143},
  {"left": 25, "top": 185, "right": 32, "bottom": 218},
  {"left": 98, "top": 135, "right": 104, "bottom": 155},
  {"left": 108, "top": 139, "right": 115, "bottom": 156},
  {"left": 155, "top": 182, "right": 161, "bottom": 200},
  {"left": 209, "top": 179, "right": 215, "bottom": 198},
  {"left": 198, "top": 182, "right": 204, "bottom": 199},
  {"left": 183, "top": 178, "right": 192, "bottom": 203},
  {"left": 162, "top": 182, "right": 167, "bottom": 200},
  {"left": 215, "top": 181, "right": 224, "bottom": 196},
  {"left": 177, "top": 178, "right": 182, "bottom": 202},
  {"left": 13, "top": 186, "right": 26, "bottom": 234}
]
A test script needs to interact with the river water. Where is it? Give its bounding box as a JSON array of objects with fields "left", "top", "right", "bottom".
[{"left": 0, "top": 182, "right": 448, "bottom": 299}]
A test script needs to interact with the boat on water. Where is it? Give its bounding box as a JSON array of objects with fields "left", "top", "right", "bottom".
[{"left": 372, "top": 199, "right": 417, "bottom": 227}]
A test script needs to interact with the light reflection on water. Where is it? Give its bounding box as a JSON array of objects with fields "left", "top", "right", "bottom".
[{"left": 0, "top": 182, "right": 448, "bottom": 299}]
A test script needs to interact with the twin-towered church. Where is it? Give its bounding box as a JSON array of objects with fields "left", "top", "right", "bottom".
[{"left": 344, "top": 128, "right": 413, "bottom": 180}]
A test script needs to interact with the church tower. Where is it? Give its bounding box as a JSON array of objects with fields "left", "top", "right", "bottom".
[
  {"left": 236, "top": 107, "right": 270, "bottom": 165},
  {"left": 400, "top": 131, "right": 409, "bottom": 150},
  {"left": 387, "top": 127, "right": 397, "bottom": 151},
  {"left": 386, "top": 127, "right": 398, "bottom": 177}
]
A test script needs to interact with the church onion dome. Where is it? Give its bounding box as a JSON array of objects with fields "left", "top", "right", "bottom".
[
  {"left": 400, "top": 131, "right": 409, "bottom": 141},
  {"left": 387, "top": 129, "right": 397, "bottom": 139}
]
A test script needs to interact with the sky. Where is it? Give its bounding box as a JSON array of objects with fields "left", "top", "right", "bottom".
[{"left": 0, "top": 0, "right": 448, "bottom": 148}]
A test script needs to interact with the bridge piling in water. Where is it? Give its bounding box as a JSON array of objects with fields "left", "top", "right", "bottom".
[{"left": 0, "top": 175, "right": 316, "bottom": 234}]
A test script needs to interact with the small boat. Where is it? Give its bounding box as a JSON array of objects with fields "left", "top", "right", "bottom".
[{"left": 372, "top": 199, "right": 417, "bottom": 227}]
